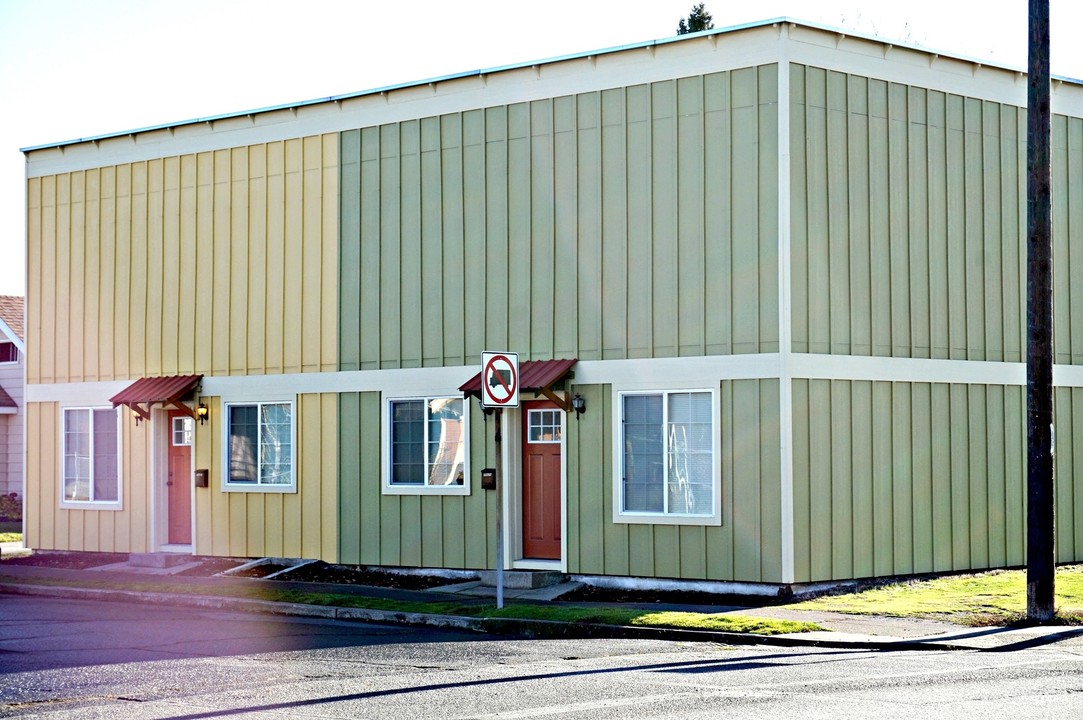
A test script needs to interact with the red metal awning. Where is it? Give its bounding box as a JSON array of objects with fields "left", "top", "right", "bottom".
[
  {"left": 110, "top": 374, "right": 203, "bottom": 421},
  {"left": 459, "top": 358, "right": 577, "bottom": 411}
]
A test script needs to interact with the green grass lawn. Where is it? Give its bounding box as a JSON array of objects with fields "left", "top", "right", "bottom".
[
  {"left": 789, "top": 565, "right": 1083, "bottom": 625},
  {"left": 0, "top": 572, "right": 821, "bottom": 636}
]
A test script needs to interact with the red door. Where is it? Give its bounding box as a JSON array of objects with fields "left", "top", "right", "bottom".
[
  {"left": 522, "top": 401, "right": 562, "bottom": 560},
  {"left": 167, "top": 410, "right": 193, "bottom": 545}
]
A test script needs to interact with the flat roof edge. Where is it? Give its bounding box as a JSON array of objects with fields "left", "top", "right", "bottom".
[{"left": 21, "top": 16, "right": 1083, "bottom": 154}]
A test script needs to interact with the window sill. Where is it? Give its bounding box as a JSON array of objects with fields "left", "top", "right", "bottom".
[
  {"left": 59, "top": 501, "right": 123, "bottom": 511},
  {"left": 383, "top": 483, "right": 471, "bottom": 496},
  {"left": 221, "top": 484, "right": 297, "bottom": 494},
  {"left": 613, "top": 511, "right": 721, "bottom": 527}
]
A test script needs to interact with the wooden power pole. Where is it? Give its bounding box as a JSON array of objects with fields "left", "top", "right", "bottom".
[{"left": 1026, "top": 0, "right": 1055, "bottom": 622}]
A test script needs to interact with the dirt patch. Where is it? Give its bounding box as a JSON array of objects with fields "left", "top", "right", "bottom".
[
  {"left": 0, "top": 551, "right": 128, "bottom": 569},
  {"left": 229, "top": 563, "right": 290, "bottom": 578},
  {"left": 276, "top": 561, "right": 472, "bottom": 590},
  {"left": 560, "top": 583, "right": 789, "bottom": 609},
  {"left": 173, "top": 557, "right": 247, "bottom": 577}
]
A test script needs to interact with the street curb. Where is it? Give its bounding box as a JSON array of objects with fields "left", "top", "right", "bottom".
[{"left": 0, "top": 581, "right": 966, "bottom": 652}]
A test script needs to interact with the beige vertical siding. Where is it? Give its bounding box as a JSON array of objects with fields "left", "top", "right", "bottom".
[
  {"left": 339, "top": 65, "right": 780, "bottom": 369},
  {"left": 193, "top": 393, "right": 337, "bottom": 560},
  {"left": 24, "top": 135, "right": 339, "bottom": 384},
  {"left": 23, "top": 400, "right": 153, "bottom": 553},
  {"left": 791, "top": 379, "right": 1032, "bottom": 583}
]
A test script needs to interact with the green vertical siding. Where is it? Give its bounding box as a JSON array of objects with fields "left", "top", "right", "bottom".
[
  {"left": 788, "top": 64, "right": 1083, "bottom": 362},
  {"left": 565, "top": 379, "right": 782, "bottom": 583},
  {"left": 791, "top": 379, "right": 1027, "bottom": 583},
  {"left": 339, "top": 380, "right": 782, "bottom": 581},
  {"left": 339, "top": 65, "right": 780, "bottom": 370},
  {"left": 337, "top": 391, "right": 495, "bottom": 568},
  {"left": 1055, "top": 388, "right": 1083, "bottom": 563}
]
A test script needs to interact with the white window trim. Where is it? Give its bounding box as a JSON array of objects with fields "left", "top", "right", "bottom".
[
  {"left": 221, "top": 399, "right": 297, "bottom": 493},
  {"left": 59, "top": 406, "right": 123, "bottom": 510},
  {"left": 612, "top": 386, "right": 722, "bottom": 527},
  {"left": 382, "top": 391, "right": 470, "bottom": 496},
  {"left": 526, "top": 408, "right": 562, "bottom": 444},
  {"left": 0, "top": 340, "right": 18, "bottom": 365}
]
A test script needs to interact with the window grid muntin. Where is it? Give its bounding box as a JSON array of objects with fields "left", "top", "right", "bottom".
[
  {"left": 224, "top": 401, "right": 293, "bottom": 489},
  {"left": 620, "top": 390, "right": 714, "bottom": 518},
  {"left": 389, "top": 396, "right": 466, "bottom": 488},
  {"left": 61, "top": 407, "right": 120, "bottom": 505},
  {"left": 172, "top": 416, "right": 194, "bottom": 446},
  {"left": 528, "top": 409, "right": 562, "bottom": 443}
]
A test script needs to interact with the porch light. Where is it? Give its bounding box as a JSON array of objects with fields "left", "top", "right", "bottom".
[
  {"left": 131, "top": 408, "right": 142, "bottom": 426},
  {"left": 572, "top": 393, "right": 586, "bottom": 417},
  {"left": 197, "top": 402, "right": 209, "bottom": 426}
]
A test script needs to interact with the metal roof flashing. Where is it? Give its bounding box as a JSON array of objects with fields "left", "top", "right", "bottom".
[{"left": 20, "top": 16, "right": 1081, "bottom": 155}]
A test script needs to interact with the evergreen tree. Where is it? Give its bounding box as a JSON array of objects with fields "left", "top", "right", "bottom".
[{"left": 677, "top": 3, "right": 714, "bottom": 35}]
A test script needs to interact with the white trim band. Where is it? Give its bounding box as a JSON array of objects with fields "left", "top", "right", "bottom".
[{"left": 24, "top": 353, "right": 1083, "bottom": 405}]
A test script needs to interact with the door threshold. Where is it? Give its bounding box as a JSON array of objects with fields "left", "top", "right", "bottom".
[
  {"left": 158, "top": 544, "right": 194, "bottom": 554},
  {"left": 512, "top": 559, "right": 563, "bottom": 571}
]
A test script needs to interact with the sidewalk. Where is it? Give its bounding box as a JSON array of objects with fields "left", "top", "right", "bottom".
[{"left": 3, "top": 549, "right": 1082, "bottom": 652}]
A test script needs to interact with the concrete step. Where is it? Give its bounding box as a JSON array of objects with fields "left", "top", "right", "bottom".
[
  {"left": 478, "top": 570, "right": 565, "bottom": 589},
  {"left": 128, "top": 552, "right": 192, "bottom": 569}
]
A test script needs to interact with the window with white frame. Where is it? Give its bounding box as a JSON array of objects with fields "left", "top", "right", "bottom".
[
  {"left": 618, "top": 390, "right": 717, "bottom": 522},
  {"left": 62, "top": 407, "right": 120, "bottom": 506},
  {"left": 387, "top": 397, "right": 467, "bottom": 493},
  {"left": 224, "top": 401, "right": 294, "bottom": 491},
  {"left": 0, "top": 341, "right": 17, "bottom": 364}
]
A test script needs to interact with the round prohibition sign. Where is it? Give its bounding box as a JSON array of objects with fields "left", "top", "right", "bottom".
[{"left": 483, "top": 354, "right": 518, "bottom": 406}]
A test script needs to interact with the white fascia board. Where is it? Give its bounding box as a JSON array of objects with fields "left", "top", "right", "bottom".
[
  {"left": 783, "top": 23, "right": 1083, "bottom": 116},
  {"left": 0, "top": 317, "right": 23, "bottom": 351},
  {"left": 25, "top": 355, "right": 1083, "bottom": 405},
  {"left": 25, "top": 380, "right": 129, "bottom": 406},
  {"left": 25, "top": 26, "right": 786, "bottom": 178},
  {"left": 790, "top": 353, "right": 1028, "bottom": 386}
]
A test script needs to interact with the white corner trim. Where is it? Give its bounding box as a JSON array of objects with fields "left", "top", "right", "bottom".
[{"left": 776, "top": 24, "right": 795, "bottom": 585}]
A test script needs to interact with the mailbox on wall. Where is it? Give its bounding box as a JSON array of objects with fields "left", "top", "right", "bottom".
[
  {"left": 194, "top": 469, "right": 209, "bottom": 488},
  {"left": 480, "top": 468, "right": 496, "bottom": 491}
]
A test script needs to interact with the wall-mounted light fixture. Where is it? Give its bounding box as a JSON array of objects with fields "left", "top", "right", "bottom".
[
  {"left": 131, "top": 408, "right": 142, "bottom": 426},
  {"left": 572, "top": 393, "right": 586, "bottom": 417},
  {"left": 196, "top": 402, "right": 209, "bottom": 426},
  {"left": 476, "top": 396, "right": 494, "bottom": 419}
]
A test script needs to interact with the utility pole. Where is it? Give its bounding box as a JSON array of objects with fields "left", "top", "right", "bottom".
[{"left": 1026, "top": 0, "right": 1055, "bottom": 622}]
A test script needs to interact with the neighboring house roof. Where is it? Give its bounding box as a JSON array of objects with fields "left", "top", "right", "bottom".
[
  {"left": 0, "top": 295, "right": 23, "bottom": 352},
  {"left": 0, "top": 384, "right": 15, "bottom": 410}
]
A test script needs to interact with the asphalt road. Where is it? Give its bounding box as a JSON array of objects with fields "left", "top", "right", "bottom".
[{"left": 3, "top": 594, "right": 1083, "bottom": 719}]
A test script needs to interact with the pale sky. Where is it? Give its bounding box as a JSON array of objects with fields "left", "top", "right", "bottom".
[{"left": 1, "top": 0, "right": 1076, "bottom": 297}]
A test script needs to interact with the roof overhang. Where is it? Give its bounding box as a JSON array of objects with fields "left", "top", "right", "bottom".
[
  {"left": 109, "top": 374, "right": 203, "bottom": 421},
  {"left": 459, "top": 358, "right": 578, "bottom": 412}
]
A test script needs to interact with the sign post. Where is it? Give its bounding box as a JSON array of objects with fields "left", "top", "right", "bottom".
[{"left": 480, "top": 352, "right": 518, "bottom": 609}]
